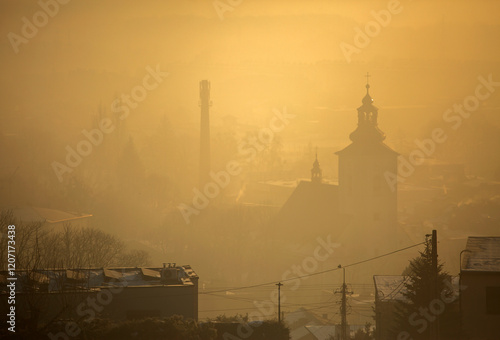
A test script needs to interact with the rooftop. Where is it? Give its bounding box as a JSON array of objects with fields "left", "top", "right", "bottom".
[
  {"left": 374, "top": 275, "right": 460, "bottom": 302},
  {"left": 4, "top": 206, "right": 92, "bottom": 224},
  {"left": 274, "top": 180, "right": 345, "bottom": 237},
  {"left": 373, "top": 275, "right": 409, "bottom": 302},
  {"left": 462, "top": 237, "right": 500, "bottom": 272},
  {"left": 0, "top": 265, "right": 198, "bottom": 293}
]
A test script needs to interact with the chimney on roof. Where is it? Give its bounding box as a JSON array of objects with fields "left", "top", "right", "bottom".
[{"left": 161, "top": 266, "right": 180, "bottom": 284}]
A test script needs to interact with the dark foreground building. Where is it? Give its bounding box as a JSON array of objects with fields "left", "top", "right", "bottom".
[
  {"left": 461, "top": 237, "right": 500, "bottom": 340},
  {"left": 0, "top": 263, "right": 198, "bottom": 328}
]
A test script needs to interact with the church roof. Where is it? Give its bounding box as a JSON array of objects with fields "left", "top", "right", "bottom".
[{"left": 273, "top": 181, "right": 346, "bottom": 237}]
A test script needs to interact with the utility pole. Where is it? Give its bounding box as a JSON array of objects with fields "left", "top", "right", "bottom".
[
  {"left": 430, "top": 229, "right": 439, "bottom": 340},
  {"left": 341, "top": 267, "right": 347, "bottom": 340},
  {"left": 336, "top": 265, "right": 351, "bottom": 340},
  {"left": 276, "top": 282, "right": 283, "bottom": 323}
]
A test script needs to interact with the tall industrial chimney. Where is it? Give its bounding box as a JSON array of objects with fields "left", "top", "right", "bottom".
[{"left": 199, "top": 80, "right": 211, "bottom": 187}]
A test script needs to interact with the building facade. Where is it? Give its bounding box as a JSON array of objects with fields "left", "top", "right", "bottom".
[
  {"left": 461, "top": 237, "right": 500, "bottom": 339},
  {"left": 0, "top": 264, "right": 199, "bottom": 327}
]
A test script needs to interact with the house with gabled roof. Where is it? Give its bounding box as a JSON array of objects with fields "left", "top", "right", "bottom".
[{"left": 461, "top": 236, "right": 500, "bottom": 339}]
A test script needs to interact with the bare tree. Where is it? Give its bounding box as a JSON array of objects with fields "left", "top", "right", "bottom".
[
  {"left": 115, "top": 248, "right": 151, "bottom": 267},
  {"left": 0, "top": 210, "right": 151, "bottom": 331},
  {"left": 0, "top": 210, "right": 47, "bottom": 271}
]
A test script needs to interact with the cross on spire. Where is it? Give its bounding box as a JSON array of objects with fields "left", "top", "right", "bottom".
[{"left": 365, "top": 72, "right": 371, "bottom": 85}]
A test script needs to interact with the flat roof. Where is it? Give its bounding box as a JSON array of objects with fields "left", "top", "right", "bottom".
[
  {"left": 1, "top": 265, "right": 198, "bottom": 293},
  {"left": 462, "top": 237, "right": 500, "bottom": 272}
]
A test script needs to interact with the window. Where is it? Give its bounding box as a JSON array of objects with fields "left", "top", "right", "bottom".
[{"left": 486, "top": 287, "right": 500, "bottom": 315}]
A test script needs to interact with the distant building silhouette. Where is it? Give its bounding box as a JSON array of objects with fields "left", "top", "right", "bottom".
[
  {"left": 274, "top": 80, "right": 404, "bottom": 282},
  {"left": 335, "top": 82, "right": 399, "bottom": 253},
  {"left": 311, "top": 151, "right": 322, "bottom": 184},
  {"left": 199, "top": 80, "right": 212, "bottom": 187},
  {"left": 273, "top": 151, "right": 342, "bottom": 239},
  {"left": 0, "top": 264, "right": 199, "bottom": 325}
]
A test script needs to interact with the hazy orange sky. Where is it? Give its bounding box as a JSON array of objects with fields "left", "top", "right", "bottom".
[
  {"left": 1, "top": 2, "right": 500, "bottom": 319},
  {"left": 2, "top": 0, "right": 499, "bottom": 69},
  {"left": 1, "top": 0, "right": 500, "bottom": 153}
]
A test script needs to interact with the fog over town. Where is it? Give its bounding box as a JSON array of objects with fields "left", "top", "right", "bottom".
[{"left": 1, "top": 1, "right": 500, "bottom": 339}]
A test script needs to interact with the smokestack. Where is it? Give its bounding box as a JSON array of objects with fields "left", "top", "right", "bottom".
[{"left": 199, "top": 80, "right": 211, "bottom": 186}]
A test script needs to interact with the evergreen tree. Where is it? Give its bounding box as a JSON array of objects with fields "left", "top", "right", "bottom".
[{"left": 392, "top": 237, "right": 460, "bottom": 340}]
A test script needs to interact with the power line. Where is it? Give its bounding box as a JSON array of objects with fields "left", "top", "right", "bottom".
[
  {"left": 351, "top": 310, "right": 374, "bottom": 318},
  {"left": 197, "top": 243, "right": 425, "bottom": 317},
  {"left": 199, "top": 242, "right": 425, "bottom": 296},
  {"left": 342, "top": 242, "right": 425, "bottom": 269},
  {"left": 204, "top": 292, "right": 336, "bottom": 309},
  {"left": 202, "top": 283, "right": 377, "bottom": 291},
  {"left": 379, "top": 276, "right": 408, "bottom": 302}
]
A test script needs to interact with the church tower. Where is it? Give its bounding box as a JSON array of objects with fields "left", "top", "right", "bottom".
[
  {"left": 335, "top": 77, "right": 398, "bottom": 243},
  {"left": 311, "top": 151, "right": 322, "bottom": 184}
]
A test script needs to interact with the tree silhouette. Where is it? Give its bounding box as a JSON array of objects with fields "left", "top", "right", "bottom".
[{"left": 392, "top": 238, "right": 459, "bottom": 340}]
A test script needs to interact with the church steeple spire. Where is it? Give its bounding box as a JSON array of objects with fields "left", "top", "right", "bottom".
[
  {"left": 362, "top": 74, "right": 373, "bottom": 106},
  {"left": 311, "top": 149, "right": 322, "bottom": 184},
  {"left": 349, "top": 74, "right": 386, "bottom": 143}
]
